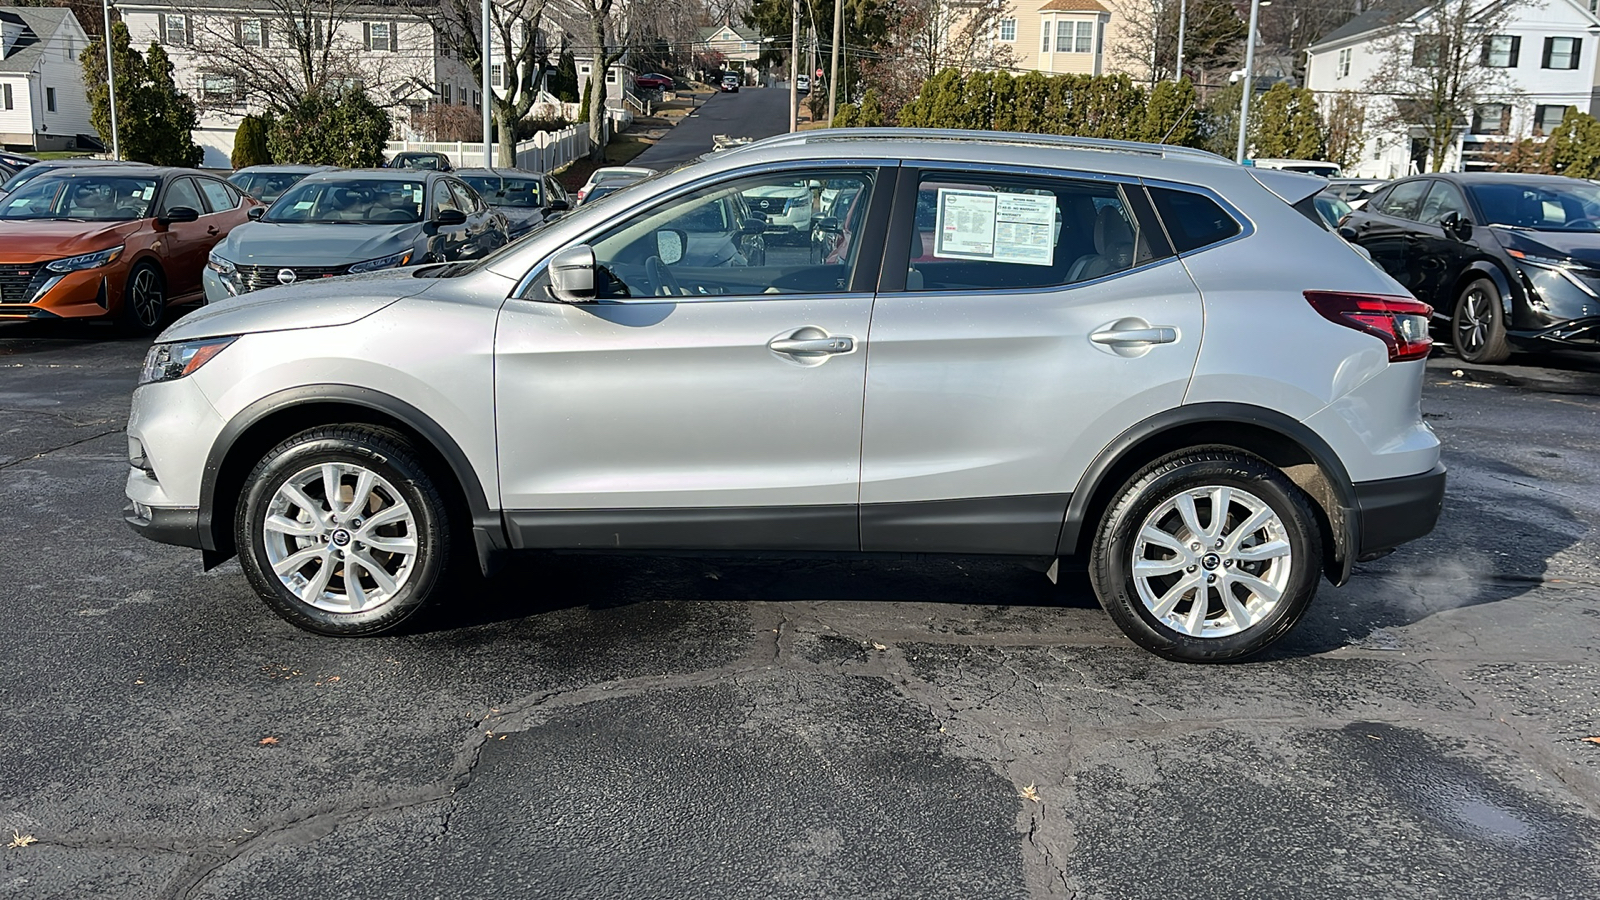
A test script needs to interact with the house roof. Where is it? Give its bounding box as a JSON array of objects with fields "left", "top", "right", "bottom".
[
  {"left": 1039, "top": 0, "right": 1109, "bottom": 11},
  {"left": 697, "top": 23, "right": 762, "bottom": 43},
  {"left": 1309, "top": 1, "right": 1428, "bottom": 49},
  {"left": 0, "top": 7, "right": 73, "bottom": 75}
]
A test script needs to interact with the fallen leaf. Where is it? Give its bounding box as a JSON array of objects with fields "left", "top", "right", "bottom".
[
  {"left": 1019, "top": 783, "right": 1040, "bottom": 803},
  {"left": 872, "top": 641, "right": 887, "bottom": 651},
  {"left": 258, "top": 736, "right": 279, "bottom": 746},
  {"left": 1582, "top": 736, "right": 1600, "bottom": 745},
  {"left": 1366, "top": 734, "right": 1382, "bottom": 741},
  {"left": 1452, "top": 369, "right": 1465, "bottom": 377},
  {"left": 7, "top": 831, "right": 37, "bottom": 849}
]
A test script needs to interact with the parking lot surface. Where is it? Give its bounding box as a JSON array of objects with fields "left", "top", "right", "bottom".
[{"left": 1, "top": 319, "right": 1598, "bottom": 899}]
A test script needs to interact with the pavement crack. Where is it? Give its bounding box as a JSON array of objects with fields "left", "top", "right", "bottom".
[{"left": 0, "top": 427, "right": 122, "bottom": 472}]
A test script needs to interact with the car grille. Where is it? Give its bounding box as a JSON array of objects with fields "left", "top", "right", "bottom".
[
  {"left": 0, "top": 263, "right": 44, "bottom": 303},
  {"left": 236, "top": 263, "right": 351, "bottom": 294}
]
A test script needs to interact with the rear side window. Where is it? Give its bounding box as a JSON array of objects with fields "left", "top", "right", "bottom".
[
  {"left": 198, "top": 178, "right": 236, "bottom": 213},
  {"left": 1147, "top": 187, "right": 1243, "bottom": 253}
]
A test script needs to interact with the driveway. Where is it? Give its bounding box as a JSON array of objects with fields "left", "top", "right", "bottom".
[{"left": 632, "top": 83, "right": 798, "bottom": 169}]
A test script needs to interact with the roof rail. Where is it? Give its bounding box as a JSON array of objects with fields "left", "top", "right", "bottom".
[{"left": 720, "top": 128, "right": 1234, "bottom": 165}]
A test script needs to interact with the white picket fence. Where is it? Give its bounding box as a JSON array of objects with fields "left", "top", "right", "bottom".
[{"left": 384, "top": 111, "right": 632, "bottom": 172}]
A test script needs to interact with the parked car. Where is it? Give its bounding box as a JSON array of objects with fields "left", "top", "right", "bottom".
[
  {"left": 720, "top": 73, "right": 740, "bottom": 92},
  {"left": 1326, "top": 178, "right": 1386, "bottom": 209},
  {"left": 635, "top": 72, "right": 674, "bottom": 91},
  {"left": 796, "top": 75, "right": 810, "bottom": 93},
  {"left": 0, "top": 158, "right": 151, "bottom": 197},
  {"left": 582, "top": 180, "right": 648, "bottom": 204},
  {"left": 1249, "top": 158, "right": 1343, "bottom": 178},
  {"left": 0, "top": 150, "right": 38, "bottom": 170},
  {"left": 1313, "top": 190, "right": 1352, "bottom": 230},
  {"left": 203, "top": 169, "right": 508, "bottom": 302},
  {"left": 576, "top": 165, "right": 654, "bottom": 204},
  {"left": 228, "top": 165, "right": 336, "bottom": 204},
  {"left": 0, "top": 167, "right": 258, "bottom": 333},
  {"left": 741, "top": 179, "right": 814, "bottom": 242},
  {"left": 126, "top": 129, "right": 1444, "bottom": 663},
  {"left": 1341, "top": 172, "right": 1600, "bottom": 363},
  {"left": 387, "top": 151, "right": 454, "bottom": 172},
  {"left": 455, "top": 167, "right": 571, "bottom": 240}
]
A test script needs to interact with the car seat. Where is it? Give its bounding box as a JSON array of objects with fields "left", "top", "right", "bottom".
[{"left": 1067, "top": 207, "right": 1135, "bottom": 282}]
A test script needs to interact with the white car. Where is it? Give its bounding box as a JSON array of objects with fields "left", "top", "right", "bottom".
[
  {"left": 741, "top": 180, "right": 814, "bottom": 242},
  {"left": 576, "top": 166, "right": 654, "bottom": 204}
]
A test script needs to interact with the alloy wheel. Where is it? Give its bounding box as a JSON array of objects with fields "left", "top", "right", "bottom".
[
  {"left": 261, "top": 462, "right": 419, "bottom": 613},
  {"left": 129, "top": 268, "right": 164, "bottom": 328},
  {"left": 1457, "top": 288, "right": 1490, "bottom": 352},
  {"left": 1130, "top": 485, "right": 1293, "bottom": 638}
]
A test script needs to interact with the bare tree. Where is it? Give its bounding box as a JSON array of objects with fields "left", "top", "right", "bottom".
[
  {"left": 422, "top": 0, "right": 555, "bottom": 166},
  {"left": 557, "top": 0, "right": 634, "bottom": 161},
  {"left": 1109, "top": 0, "right": 1243, "bottom": 84},
  {"left": 897, "top": 0, "right": 1015, "bottom": 82},
  {"left": 1363, "top": 0, "right": 1524, "bottom": 172}
]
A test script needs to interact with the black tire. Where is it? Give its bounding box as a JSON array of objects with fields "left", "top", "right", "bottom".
[
  {"left": 235, "top": 426, "right": 452, "bottom": 636},
  {"left": 115, "top": 262, "right": 166, "bottom": 336},
  {"left": 1089, "top": 449, "right": 1323, "bottom": 663},
  {"left": 1452, "top": 277, "right": 1512, "bottom": 364}
]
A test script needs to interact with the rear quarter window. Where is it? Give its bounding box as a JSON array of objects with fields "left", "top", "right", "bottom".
[{"left": 1147, "top": 187, "right": 1243, "bottom": 253}]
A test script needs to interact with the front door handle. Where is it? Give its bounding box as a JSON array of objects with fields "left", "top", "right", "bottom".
[
  {"left": 1090, "top": 326, "right": 1177, "bottom": 346},
  {"left": 770, "top": 335, "right": 854, "bottom": 354}
]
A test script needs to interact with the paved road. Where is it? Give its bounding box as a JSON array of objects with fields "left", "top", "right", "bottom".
[
  {"left": 1, "top": 314, "right": 1599, "bottom": 898},
  {"left": 632, "top": 84, "right": 797, "bottom": 169}
]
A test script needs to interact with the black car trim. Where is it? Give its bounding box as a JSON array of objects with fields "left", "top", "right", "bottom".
[
  {"left": 197, "top": 384, "right": 502, "bottom": 560},
  {"left": 860, "top": 494, "right": 1071, "bottom": 555},
  {"left": 1353, "top": 463, "right": 1446, "bottom": 558},
  {"left": 124, "top": 502, "right": 202, "bottom": 548},
  {"left": 506, "top": 505, "right": 858, "bottom": 551}
]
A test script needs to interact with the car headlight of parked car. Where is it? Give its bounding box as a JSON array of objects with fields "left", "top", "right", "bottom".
[
  {"left": 207, "top": 249, "right": 241, "bottom": 296},
  {"left": 1507, "top": 249, "right": 1600, "bottom": 302},
  {"left": 139, "top": 337, "right": 238, "bottom": 385},
  {"left": 347, "top": 249, "right": 414, "bottom": 274},
  {"left": 46, "top": 246, "right": 124, "bottom": 273}
]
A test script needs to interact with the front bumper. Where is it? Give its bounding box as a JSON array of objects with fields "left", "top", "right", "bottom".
[
  {"left": 1352, "top": 462, "right": 1447, "bottom": 559},
  {"left": 0, "top": 267, "right": 116, "bottom": 320},
  {"left": 1508, "top": 315, "right": 1600, "bottom": 350},
  {"left": 124, "top": 501, "right": 204, "bottom": 548}
]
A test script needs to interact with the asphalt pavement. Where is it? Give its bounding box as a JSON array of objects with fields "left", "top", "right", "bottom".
[
  {"left": 632, "top": 83, "right": 799, "bottom": 169},
  {"left": 2, "top": 321, "right": 1599, "bottom": 896}
]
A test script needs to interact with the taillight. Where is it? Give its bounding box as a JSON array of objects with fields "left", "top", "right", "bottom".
[{"left": 1304, "top": 291, "right": 1433, "bottom": 362}]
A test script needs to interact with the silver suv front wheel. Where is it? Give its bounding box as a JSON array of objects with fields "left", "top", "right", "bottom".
[{"left": 1090, "top": 449, "right": 1322, "bottom": 662}]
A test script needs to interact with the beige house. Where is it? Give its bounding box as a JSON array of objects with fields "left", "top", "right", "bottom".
[{"left": 998, "top": 0, "right": 1113, "bottom": 76}]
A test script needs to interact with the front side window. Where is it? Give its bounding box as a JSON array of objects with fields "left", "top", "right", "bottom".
[
  {"left": 906, "top": 172, "right": 1162, "bottom": 292},
  {"left": 265, "top": 179, "right": 426, "bottom": 224},
  {"left": 162, "top": 177, "right": 204, "bottom": 215},
  {"left": 1544, "top": 36, "right": 1581, "bottom": 69},
  {"left": 587, "top": 170, "right": 876, "bottom": 299},
  {"left": 1418, "top": 181, "right": 1470, "bottom": 225},
  {"left": 1375, "top": 179, "right": 1430, "bottom": 220},
  {"left": 1483, "top": 34, "right": 1520, "bottom": 67},
  {"left": 447, "top": 181, "right": 481, "bottom": 213}
]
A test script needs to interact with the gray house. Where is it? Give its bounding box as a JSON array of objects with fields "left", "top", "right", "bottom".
[{"left": 0, "top": 7, "right": 96, "bottom": 152}]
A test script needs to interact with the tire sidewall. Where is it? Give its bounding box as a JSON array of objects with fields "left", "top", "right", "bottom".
[
  {"left": 236, "top": 430, "right": 447, "bottom": 635},
  {"left": 1092, "top": 453, "right": 1322, "bottom": 663},
  {"left": 1453, "top": 277, "right": 1508, "bottom": 363}
]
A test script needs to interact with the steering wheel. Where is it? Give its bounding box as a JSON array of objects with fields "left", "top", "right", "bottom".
[
  {"left": 1560, "top": 218, "right": 1600, "bottom": 231},
  {"left": 646, "top": 255, "right": 681, "bottom": 296}
]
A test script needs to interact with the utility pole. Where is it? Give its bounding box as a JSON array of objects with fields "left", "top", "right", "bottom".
[
  {"left": 1235, "top": 0, "right": 1262, "bottom": 163},
  {"left": 827, "top": 0, "right": 842, "bottom": 123},
  {"left": 789, "top": 0, "right": 800, "bottom": 132},
  {"left": 1175, "top": 0, "right": 1187, "bottom": 82},
  {"left": 102, "top": 0, "right": 119, "bottom": 160},
  {"left": 481, "top": 0, "right": 493, "bottom": 167},
  {"left": 807, "top": 26, "right": 816, "bottom": 97}
]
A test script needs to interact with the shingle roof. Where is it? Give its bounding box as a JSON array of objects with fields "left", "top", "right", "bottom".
[
  {"left": 0, "top": 7, "right": 71, "bottom": 75},
  {"left": 1311, "top": 1, "right": 1427, "bottom": 49},
  {"left": 1039, "top": 0, "right": 1109, "bottom": 11}
]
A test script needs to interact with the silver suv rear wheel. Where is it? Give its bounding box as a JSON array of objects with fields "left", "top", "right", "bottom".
[{"left": 1091, "top": 449, "right": 1322, "bottom": 662}]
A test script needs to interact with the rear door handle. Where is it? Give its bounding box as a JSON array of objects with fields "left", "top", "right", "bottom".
[
  {"left": 1090, "top": 327, "right": 1177, "bottom": 346},
  {"left": 770, "top": 335, "right": 854, "bottom": 354}
]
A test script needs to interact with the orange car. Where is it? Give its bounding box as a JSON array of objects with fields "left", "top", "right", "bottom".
[{"left": 0, "top": 167, "right": 260, "bottom": 334}]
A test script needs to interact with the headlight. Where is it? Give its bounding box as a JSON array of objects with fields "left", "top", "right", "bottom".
[
  {"left": 347, "top": 249, "right": 414, "bottom": 274},
  {"left": 1509, "top": 250, "right": 1600, "bottom": 298},
  {"left": 139, "top": 337, "right": 238, "bottom": 385},
  {"left": 45, "top": 246, "right": 124, "bottom": 273},
  {"left": 207, "top": 250, "right": 237, "bottom": 275}
]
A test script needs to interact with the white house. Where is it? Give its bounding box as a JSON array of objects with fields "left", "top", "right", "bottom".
[
  {"left": 0, "top": 7, "right": 96, "bottom": 152},
  {"left": 1306, "top": 0, "right": 1600, "bottom": 177}
]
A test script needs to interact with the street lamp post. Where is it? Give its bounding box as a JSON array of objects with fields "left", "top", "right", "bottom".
[
  {"left": 1175, "top": 0, "right": 1186, "bottom": 82},
  {"left": 482, "top": 0, "right": 493, "bottom": 167},
  {"left": 1235, "top": 0, "right": 1264, "bottom": 164},
  {"left": 790, "top": 0, "right": 800, "bottom": 132},
  {"left": 102, "top": 0, "right": 119, "bottom": 159}
]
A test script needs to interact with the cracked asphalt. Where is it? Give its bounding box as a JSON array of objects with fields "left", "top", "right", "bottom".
[{"left": 1, "top": 319, "right": 1598, "bottom": 900}]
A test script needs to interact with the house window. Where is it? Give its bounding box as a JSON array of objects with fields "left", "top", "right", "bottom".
[
  {"left": 46, "top": 87, "right": 55, "bottom": 112},
  {"left": 2, "top": 84, "right": 10, "bottom": 110},
  {"left": 200, "top": 74, "right": 236, "bottom": 103},
  {"left": 240, "top": 18, "right": 265, "bottom": 49},
  {"left": 1074, "top": 21, "right": 1093, "bottom": 53},
  {"left": 439, "top": 83, "right": 452, "bottom": 105},
  {"left": 1472, "top": 104, "right": 1510, "bottom": 134},
  {"left": 606, "top": 68, "right": 617, "bottom": 84},
  {"left": 1535, "top": 104, "right": 1569, "bottom": 135},
  {"left": 163, "top": 13, "right": 189, "bottom": 45},
  {"left": 1543, "top": 36, "right": 1581, "bottom": 69},
  {"left": 365, "top": 21, "right": 395, "bottom": 52},
  {"left": 1055, "top": 20, "right": 1071, "bottom": 53},
  {"left": 1041, "top": 19, "right": 1051, "bottom": 53},
  {"left": 491, "top": 64, "right": 503, "bottom": 87},
  {"left": 1483, "top": 35, "right": 1519, "bottom": 67},
  {"left": 998, "top": 18, "right": 1016, "bottom": 42},
  {"left": 1411, "top": 35, "right": 1442, "bottom": 67},
  {"left": 1337, "top": 48, "right": 1351, "bottom": 78}
]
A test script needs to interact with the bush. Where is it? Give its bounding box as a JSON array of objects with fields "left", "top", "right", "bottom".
[
  {"left": 231, "top": 115, "right": 272, "bottom": 168},
  {"left": 267, "top": 88, "right": 391, "bottom": 168}
]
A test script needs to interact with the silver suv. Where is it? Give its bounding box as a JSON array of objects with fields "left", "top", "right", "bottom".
[{"left": 124, "top": 129, "right": 1445, "bottom": 662}]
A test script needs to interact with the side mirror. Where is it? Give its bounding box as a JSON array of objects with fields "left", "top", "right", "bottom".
[
  {"left": 247, "top": 206, "right": 266, "bottom": 221},
  {"left": 433, "top": 208, "right": 468, "bottom": 227},
  {"left": 740, "top": 217, "right": 767, "bottom": 236},
  {"left": 546, "top": 199, "right": 570, "bottom": 212},
  {"left": 160, "top": 206, "right": 200, "bottom": 224},
  {"left": 547, "top": 245, "right": 596, "bottom": 303},
  {"left": 813, "top": 216, "right": 840, "bottom": 233},
  {"left": 1441, "top": 211, "right": 1473, "bottom": 241},
  {"left": 1337, "top": 225, "right": 1359, "bottom": 242},
  {"left": 655, "top": 228, "right": 686, "bottom": 264}
]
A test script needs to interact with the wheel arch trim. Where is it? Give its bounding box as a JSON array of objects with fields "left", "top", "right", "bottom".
[{"left": 1451, "top": 261, "right": 1516, "bottom": 319}]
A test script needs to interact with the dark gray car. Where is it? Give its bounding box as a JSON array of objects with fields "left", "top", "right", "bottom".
[
  {"left": 227, "top": 165, "right": 337, "bottom": 204},
  {"left": 455, "top": 167, "right": 570, "bottom": 240},
  {"left": 204, "top": 169, "right": 509, "bottom": 300}
]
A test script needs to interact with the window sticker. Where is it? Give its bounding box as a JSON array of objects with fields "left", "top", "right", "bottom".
[
  {"left": 294, "top": 200, "right": 314, "bottom": 210},
  {"left": 934, "top": 188, "right": 1056, "bottom": 266}
]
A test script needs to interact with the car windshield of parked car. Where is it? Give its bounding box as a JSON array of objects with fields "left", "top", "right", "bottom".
[
  {"left": 0, "top": 175, "right": 159, "bottom": 221},
  {"left": 265, "top": 179, "right": 425, "bottom": 224},
  {"left": 1470, "top": 182, "right": 1600, "bottom": 231},
  {"left": 230, "top": 171, "right": 308, "bottom": 203},
  {"left": 461, "top": 175, "right": 542, "bottom": 208},
  {"left": 396, "top": 155, "right": 444, "bottom": 170}
]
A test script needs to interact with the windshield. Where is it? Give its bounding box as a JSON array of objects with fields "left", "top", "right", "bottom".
[
  {"left": 461, "top": 175, "right": 543, "bottom": 208},
  {"left": 395, "top": 155, "right": 444, "bottom": 170},
  {"left": 230, "top": 171, "right": 310, "bottom": 203},
  {"left": 0, "top": 174, "right": 159, "bottom": 221},
  {"left": 265, "top": 179, "right": 425, "bottom": 224},
  {"left": 1470, "top": 181, "right": 1600, "bottom": 231}
]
